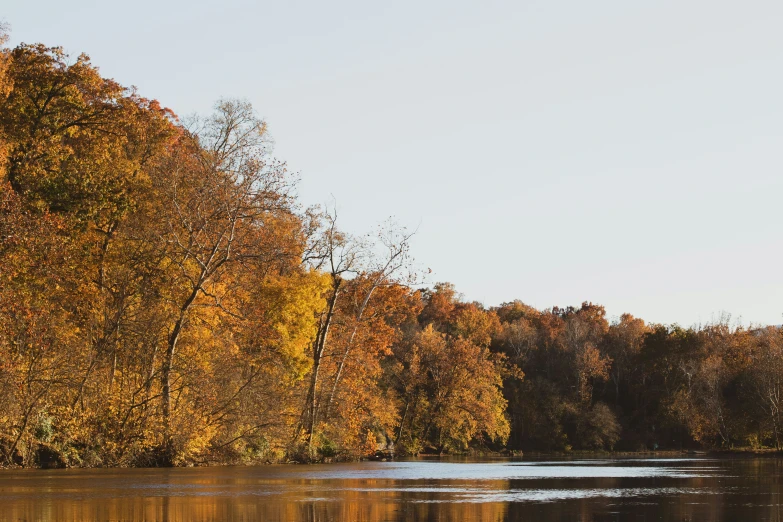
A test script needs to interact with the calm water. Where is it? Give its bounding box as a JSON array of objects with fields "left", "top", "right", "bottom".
[{"left": 1, "top": 457, "right": 782, "bottom": 521}]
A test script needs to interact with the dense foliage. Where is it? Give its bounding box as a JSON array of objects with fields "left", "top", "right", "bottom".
[{"left": 0, "top": 34, "right": 780, "bottom": 467}]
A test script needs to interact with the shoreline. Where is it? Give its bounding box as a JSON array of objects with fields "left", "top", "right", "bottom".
[{"left": 5, "top": 448, "right": 783, "bottom": 471}]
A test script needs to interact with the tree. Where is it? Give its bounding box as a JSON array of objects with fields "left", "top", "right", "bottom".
[
  {"left": 604, "top": 314, "right": 647, "bottom": 407},
  {"left": 295, "top": 211, "right": 416, "bottom": 459},
  {"left": 150, "top": 99, "right": 300, "bottom": 461},
  {"left": 1, "top": 44, "right": 174, "bottom": 220},
  {"left": 393, "top": 325, "right": 511, "bottom": 453},
  {"left": 561, "top": 304, "right": 611, "bottom": 405},
  {"left": 0, "top": 183, "right": 74, "bottom": 464},
  {"left": 747, "top": 327, "right": 783, "bottom": 448},
  {"left": 295, "top": 207, "right": 363, "bottom": 457}
]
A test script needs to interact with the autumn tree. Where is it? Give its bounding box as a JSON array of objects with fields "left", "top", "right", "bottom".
[
  {"left": 0, "top": 184, "right": 76, "bottom": 464},
  {"left": 392, "top": 325, "right": 511, "bottom": 454},
  {"left": 389, "top": 286, "right": 515, "bottom": 455},
  {"left": 0, "top": 40, "right": 176, "bottom": 466},
  {"left": 295, "top": 207, "right": 363, "bottom": 457},
  {"left": 746, "top": 327, "right": 783, "bottom": 448},
  {"left": 669, "top": 320, "right": 752, "bottom": 448},
  {"left": 604, "top": 314, "right": 647, "bottom": 407},
  {"left": 149, "top": 99, "right": 301, "bottom": 462},
  {"left": 1, "top": 44, "right": 174, "bottom": 219},
  {"left": 294, "top": 210, "right": 417, "bottom": 459}
]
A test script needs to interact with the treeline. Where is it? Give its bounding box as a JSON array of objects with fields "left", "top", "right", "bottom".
[{"left": 0, "top": 34, "right": 781, "bottom": 468}]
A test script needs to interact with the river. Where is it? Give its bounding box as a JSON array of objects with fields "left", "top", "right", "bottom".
[{"left": 1, "top": 456, "right": 781, "bottom": 521}]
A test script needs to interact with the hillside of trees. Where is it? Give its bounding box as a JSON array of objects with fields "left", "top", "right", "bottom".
[{"left": 1, "top": 32, "right": 782, "bottom": 468}]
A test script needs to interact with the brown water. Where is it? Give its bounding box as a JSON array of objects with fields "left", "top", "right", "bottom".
[{"left": 1, "top": 457, "right": 782, "bottom": 521}]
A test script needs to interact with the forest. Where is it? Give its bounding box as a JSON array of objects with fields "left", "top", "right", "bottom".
[{"left": 1, "top": 31, "right": 782, "bottom": 468}]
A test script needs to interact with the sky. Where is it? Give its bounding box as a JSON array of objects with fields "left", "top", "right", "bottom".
[{"left": 3, "top": 0, "right": 783, "bottom": 327}]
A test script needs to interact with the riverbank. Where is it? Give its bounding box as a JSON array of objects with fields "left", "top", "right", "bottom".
[
  {"left": 6, "top": 447, "right": 783, "bottom": 470},
  {"left": 415, "top": 448, "right": 783, "bottom": 460}
]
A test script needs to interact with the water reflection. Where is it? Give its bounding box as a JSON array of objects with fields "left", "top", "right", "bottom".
[{"left": 0, "top": 457, "right": 782, "bottom": 521}]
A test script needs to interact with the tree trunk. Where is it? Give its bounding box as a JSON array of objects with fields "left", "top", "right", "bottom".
[
  {"left": 160, "top": 284, "right": 200, "bottom": 462},
  {"left": 302, "top": 278, "right": 340, "bottom": 457}
]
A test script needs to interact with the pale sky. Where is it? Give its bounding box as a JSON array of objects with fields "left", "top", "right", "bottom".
[{"left": 4, "top": 1, "right": 783, "bottom": 326}]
